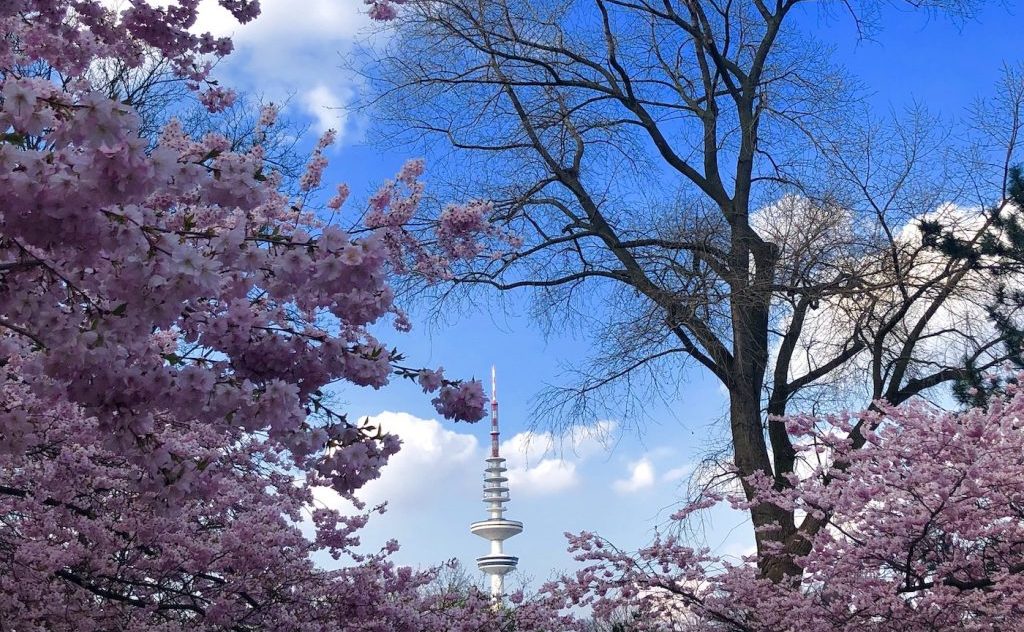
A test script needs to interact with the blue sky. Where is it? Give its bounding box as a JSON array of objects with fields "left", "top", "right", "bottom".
[{"left": 193, "top": 0, "right": 1022, "bottom": 589}]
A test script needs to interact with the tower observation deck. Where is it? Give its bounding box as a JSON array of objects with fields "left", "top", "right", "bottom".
[{"left": 469, "top": 366, "right": 523, "bottom": 600}]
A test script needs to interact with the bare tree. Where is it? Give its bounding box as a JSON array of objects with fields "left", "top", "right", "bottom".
[{"left": 367, "top": 0, "right": 1021, "bottom": 581}]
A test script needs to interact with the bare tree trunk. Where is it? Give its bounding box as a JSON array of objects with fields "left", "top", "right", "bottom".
[{"left": 726, "top": 230, "right": 803, "bottom": 580}]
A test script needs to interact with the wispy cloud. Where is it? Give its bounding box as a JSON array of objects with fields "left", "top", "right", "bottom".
[
  {"left": 302, "top": 84, "right": 349, "bottom": 136},
  {"left": 309, "top": 411, "right": 480, "bottom": 515},
  {"left": 190, "top": 0, "right": 382, "bottom": 144},
  {"left": 613, "top": 458, "right": 656, "bottom": 494},
  {"left": 501, "top": 421, "right": 615, "bottom": 496},
  {"left": 661, "top": 464, "right": 693, "bottom": 483}
]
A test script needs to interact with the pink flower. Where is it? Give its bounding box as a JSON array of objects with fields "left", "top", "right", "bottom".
[
  {"left": 199, "top": 86, "right": 237, "bottom": 113},
  {"left": 328, "top": 183, "right": 350, "bottom": 210},
  {"left": 257, "top": 103, "right": 278, "bottom": 128},
  {"left": 431, "top": 380, "right": 486, "bottom": 422},
  {"left": 417, "top": 367, "right": 444, "bottom": 393},
  {"left": 0, "top": 4, "right": 546, "bottom": 627}
]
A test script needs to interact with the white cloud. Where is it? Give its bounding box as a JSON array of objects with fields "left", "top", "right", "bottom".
[
  {"left": 189, "top": 0, "right": 383, "bottom": 144},
  {"left": 754, "top": 198, "right": 1004, "bottom": 413},
  {"left": 306, "top": 411, "right": 484, "bottom": 568},
  {"left": 568, "top": 420, "right": 617, "bottom": 457},
  {"left": 501, "top": 431, "right": 551, "bottom": 469},
  {"left": 312, "top": 413, "right": 616, "bottom": 510},
  {"left": 499, "top": 421, "right": 615, "bottom": 496},
  {"left": 302, "top": 84, "right": 349, "bottom": 135},
  {"left": 312, "top": 411, "right": 479, "bottom": 513},
  {"left": 613, "top": 458, "right": 656, "bottom": 494},
  {"left": 661, "top": 464, "right": 693, "bottom": 483},
  {"left": 194, "top": 0, "right": 369, "bottom": 41},
  {"left": 506, "top": 419, "right": 615, "bottom": 461},
  {"left": 364, "top": 411, "right": 479, "bottom": 504},
  {"left": 507, "top": 458, "right": 579, "bottom": 495}
]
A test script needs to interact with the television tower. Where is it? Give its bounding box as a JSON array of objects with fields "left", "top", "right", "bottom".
[{"left": 470, "top": 366, "right": 523, "bottom": 600}]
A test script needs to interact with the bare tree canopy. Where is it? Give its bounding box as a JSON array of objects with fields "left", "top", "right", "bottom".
[{"left": 366, "top": 0, "right": 1021, "bottom": 580}]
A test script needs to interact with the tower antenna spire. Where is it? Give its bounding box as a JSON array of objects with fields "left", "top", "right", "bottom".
[
  {"left": 490, "top": 365, "right": 499, "bottom": 458},
  {"left": 470, "top": 366, "right": 523, "bottom": 602}
]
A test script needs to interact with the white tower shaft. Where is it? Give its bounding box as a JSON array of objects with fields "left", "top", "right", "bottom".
[{"left": 470, "top": 366, "right": 523, "bottom": 601}]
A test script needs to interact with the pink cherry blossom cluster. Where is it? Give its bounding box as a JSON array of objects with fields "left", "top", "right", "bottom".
[
  {"left": 0, "top": 1, "right": 562, "bottom": 628},
  {"left": 0, "top": 0, "right": 493, "bottom": 506},
  {"left": 0, "top": 1, "right": 257, "bottom": 96},
  {"left": 547, "top": 384, "right": 1024, "bottom": 631},
  {"left": 365, "top": 0, "right": 406, "bottom": 21},
  {"left": 436, "top": 200, "right": 499, "bottom": 259},
  {"left": 198, "top": 84, "right": 238, "bottom": 112},
  {"left": 409, "top": 366, "right": 487, "bottom": 422},
  {"left": 363, "top": 159, "right": 522, "bottom": 281},
  {"left": 0, "top": 362, "right": 571, "bottom": 629},
  {"left": 300, "top": 129, "right": 336, "bottom": 192},
  {"left": 432, "top": 379, "right": 489, "bottom": 422}
]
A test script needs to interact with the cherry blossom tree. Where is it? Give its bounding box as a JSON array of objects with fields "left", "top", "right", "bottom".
[
  {"left": 0, "top": 359, "right": 573, "bottom": 629},
  {"left": 8, "top": 2, "right": 1024, "bottom": 630},
  {"left": 0, "top": 0, "right": 570, "bottom": 628},
  {"left": 551, "top": 379, "right": 1024, "bottom": 631}
]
